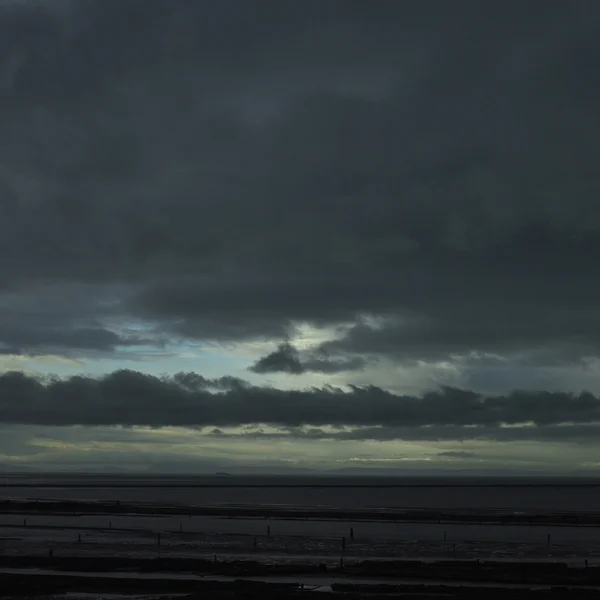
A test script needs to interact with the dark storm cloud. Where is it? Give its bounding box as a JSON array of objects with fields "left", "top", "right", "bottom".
[
  {"left": 0, "top": 345, "right": 20, "bottom": 355},
  {"left": 249, "top": 343, "right": 366, "bottom": 374},
  {"left": 1, "top": 1, "right": 600, "bottom": 363},
  {"left": 318, "top": 306, "right": 600, "bottom": 366},
  {"left": 0, "top": 283, "right": 151, "bottom": 354},
  {"left": 250, "top": 343, "right": 305, "bottom": 374},
  {"left": 2, "top": 370, "right": 600, "bottom": 444},
  {"left": 0, "top": 323, "right": 145, "bottom": 352}
]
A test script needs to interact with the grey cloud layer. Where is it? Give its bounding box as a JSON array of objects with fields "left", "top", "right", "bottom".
[
  {"left": 1, "top": 1, "right": 599, "bottom": 364},
  {"left": 2, "top": 370, "right": 600, "bottom": 445}
]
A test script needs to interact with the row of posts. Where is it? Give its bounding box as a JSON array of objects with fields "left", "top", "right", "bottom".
[
  {"left": 18, "top": 518, "right": 558, "bottom": 545},
  {"left": 69, "top": 523, "right": 356, "bottom": 549},
  {"left": 42, "top": 544, "right": 594, "bottom": 572},
  {"left": 34, "top": 522, "right": 554, "bottom": 549},
  {"left": 17, "top": 518, "right": 570, "bottom": 558},
  {"left": 18, "top": 517, "right": 560, "bottom": 548},
  {"left": 151, "top": 527, "right": 559, "bottom": 555}
]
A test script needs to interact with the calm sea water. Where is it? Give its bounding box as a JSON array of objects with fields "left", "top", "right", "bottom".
[{"left": 1, "top": 474, "right": 599, "bottom": 511}]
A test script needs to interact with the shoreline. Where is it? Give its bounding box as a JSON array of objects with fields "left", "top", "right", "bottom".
[{"left": 3, "top": 497, "right": 600, "bottom": 527}]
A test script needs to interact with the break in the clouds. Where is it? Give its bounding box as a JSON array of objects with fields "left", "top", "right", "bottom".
[{"left": 1, "top": 0, "right": 600, "bottom": 470}]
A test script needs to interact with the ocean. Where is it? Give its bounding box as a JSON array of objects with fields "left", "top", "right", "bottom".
[{"left": 2, "top": 473, "right": 600, "bottom": 511}]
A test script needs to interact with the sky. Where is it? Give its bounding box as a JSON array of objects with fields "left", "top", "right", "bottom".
[{"left": 1, "top": 0, "right": 600, "bottom": 474}]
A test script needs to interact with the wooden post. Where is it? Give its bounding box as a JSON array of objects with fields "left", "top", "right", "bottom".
[
  {"left": 267, "top": 525, "right": 271, "bottom": 537},
  {"left": 350, "top": 527, "right": 354, "bottom": 540},
  {"left": 77, "top": 533, "right": 81, "bottom": 543},
  {"left": 23, "top": 518, "right": 26, "bottom": 527},
  {"left": 109, "top": 521, "right": 112, "bottom": 529}
]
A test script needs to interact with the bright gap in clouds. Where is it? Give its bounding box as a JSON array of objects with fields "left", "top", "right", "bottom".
[{"left": 2, "top": 424, "right": 598, "bottom": 475}]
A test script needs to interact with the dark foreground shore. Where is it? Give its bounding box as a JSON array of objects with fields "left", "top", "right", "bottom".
[
  {"left": 4, "top": 573, "right": 600, "bottom": 600},
  {"left": 3, "top": 556, "right": 600, "bottom": 598},
  {"left": 4, "top": 486, "right": 600, "bottom": 597}
]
